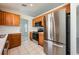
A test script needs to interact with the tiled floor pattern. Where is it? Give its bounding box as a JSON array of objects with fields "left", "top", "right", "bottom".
[{"left": 8, "top": 40, "right": 45, "bottom": 55}]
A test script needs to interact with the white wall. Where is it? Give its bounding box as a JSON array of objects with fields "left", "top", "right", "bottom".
[{"left": 71, "top": 3, "right": 79, "bottom": 55}]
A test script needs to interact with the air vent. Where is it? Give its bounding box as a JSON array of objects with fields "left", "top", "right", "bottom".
[{"left": 22, "top": 4, "right": 27, "bottom": 7}]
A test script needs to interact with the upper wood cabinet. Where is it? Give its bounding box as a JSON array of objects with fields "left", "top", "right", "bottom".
[
  {"left": 0, "top": 11, "right": 20, "bottom": 26},
  {"left": 13, "top": 14, "right": 20, "bottom": 26},
  {"left": 66, "top": 4, "right": 70, "bottom": 13},
  {"left": 32, "top": 16, "right": 44, "bottom": 27},
  {"left": 0, "top": 11, "right": 3, "bottom": 25},
  {"left": 32, "top": 19, "right": 35, "bottom": 26}
]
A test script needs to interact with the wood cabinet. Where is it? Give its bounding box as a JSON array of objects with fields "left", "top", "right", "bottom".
[
  {"left": 12, "top": 14, "right": 20, "bottom": 26},
  {"left": 32, "top": 16, "right": 44, "bottom": 27},
  {"left": 32, "top": 19, "right": 35, "bottom": 26},
  {"left": 0, "top": 11, "right": 3, "bottom": 25},
  {"left": 38, "top": 32, "right": 44, "bottom": 46},
  {"left": 0, "top": 11, "right": 20, "bottom": 26},
  {"left": 29, "top": 32, "right": 44, "bottom": 46},
  {"left": 5, "top": 12, "right": 13, "bottom": 25},
  {"left": 8, "top": 33, "right": 21, "bottom": 49},
  {"left": 29, "top": 32, "right": 33, "bottom": 41},
  {"left": 66, "top": 4, "right": 70, "bottom": 13}
]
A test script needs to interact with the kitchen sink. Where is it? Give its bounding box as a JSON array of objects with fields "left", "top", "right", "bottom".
[{"left": 0, "top": 34, "right": 6, "bottom": 38}]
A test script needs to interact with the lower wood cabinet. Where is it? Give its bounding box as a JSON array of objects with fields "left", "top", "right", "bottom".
[
  {"left": 29, "top": 32, "right": 44, "bottom": 46},
  {"left": 29, "top": 32, "right": 33, "bottom": 41},
  {"left": 7, "top": 33, "right": 21, "bottom": 49},
  {"left": 32, "top": 16, "right": 45, "bottom": 27},
  {"left": 38, "top": 32, "right": 44, "bottom": 46}
]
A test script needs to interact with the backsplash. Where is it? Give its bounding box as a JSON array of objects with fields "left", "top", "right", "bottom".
[
  {"left": 0, "top": 26, "right": 20, "bottom": 34},
  {"left": 32, "top": 27, "right": 38, "bottom": 32}
]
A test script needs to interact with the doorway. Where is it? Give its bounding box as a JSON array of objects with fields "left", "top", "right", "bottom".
[{"left": 20, "top": 19, "right": 28, "bottom": 43}]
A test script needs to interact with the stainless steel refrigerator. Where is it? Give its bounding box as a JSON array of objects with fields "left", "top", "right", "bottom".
[{"left": 44, "top": 9, "right": 66, "bottom": 55}]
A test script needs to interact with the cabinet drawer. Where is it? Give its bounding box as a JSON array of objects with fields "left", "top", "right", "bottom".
[
  {"left": 10, "top": 42, "right": 21, "bottom": 48},
  {"left": 38, "top": 32, "right": 44, "bottom": 46},
  {"left": 8, "top": 33, "right": 21, "bottom": 49}
]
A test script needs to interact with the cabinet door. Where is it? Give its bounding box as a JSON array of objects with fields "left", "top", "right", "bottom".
[
  {"left": 1, "top": 11, "right": 4, "bottom": 25},
  {"left": 8, "top": 33, "right": 21, "bottom": 49},
  {"left": 41, "top": 16, "right": 44, "bottom": 27},
  {"left": 66, "top": 4, "right": 70, "bottom": 13},
  {"left": 0, "top": 11, "right": 2, "bottom": 25},
  {"left": 5, "top": 12, "right": 13, "bottom": 26},
  {"left": 32, "top": 19, "right": 35, "bottom": 26},
  {"left": 13, "top": 14, "right": 20, "bottom": 26},
  {"left": 0, "top": 11, "right": 4, "bottom": 25},
  {"left": 38, "top": 32, "right": 44, "bottom": 46},
  {"left": 1, "top": 11, "right": 6, "bottom": 25},
  {"left": 3, "top": 11, "right": 6, "bottom": 25}
]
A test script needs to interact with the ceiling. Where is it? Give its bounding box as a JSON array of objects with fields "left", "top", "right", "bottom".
[{"left": 0, "top": 3, "right": 63, "bottom": 17}]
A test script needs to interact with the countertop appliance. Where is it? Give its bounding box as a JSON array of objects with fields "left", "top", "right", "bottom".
[{"left": 44, "top": 10, "right": 67, "bottom": 55}]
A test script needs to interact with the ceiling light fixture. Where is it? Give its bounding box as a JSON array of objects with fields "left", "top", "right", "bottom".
[{"left": 30, "top": 4, "right": 33, "bottom": 7}]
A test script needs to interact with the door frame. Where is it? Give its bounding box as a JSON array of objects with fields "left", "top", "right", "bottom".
[{"left": 20, "top": 18, "right": 28, "bottom": 42}]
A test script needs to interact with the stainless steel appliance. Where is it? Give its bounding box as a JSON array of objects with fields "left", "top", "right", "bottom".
[{"left": 44, "top": 10, "right": 66, "bottom": 55}]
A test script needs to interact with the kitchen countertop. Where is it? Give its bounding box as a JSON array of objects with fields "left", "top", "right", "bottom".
[{"left": 0, "top": 34, "right": 8, "bottom": 55}]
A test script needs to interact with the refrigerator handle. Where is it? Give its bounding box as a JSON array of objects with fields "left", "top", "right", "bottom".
[
  {"left": 52, "top": 13, "right": 56, "bottom": 40},
  {"left": 50, "top": 14, "right": 53, "bottom": 40},
  {"left": 50, "top": 13, "right": 56, "bottom": 40},
  {"left": 53, "top": 43, "right": 63, "bottom": 48}
]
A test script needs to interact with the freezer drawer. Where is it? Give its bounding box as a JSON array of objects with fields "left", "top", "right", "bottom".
[
  {"left": 44, "top": 40, "right": 53, "bottom": 55},
  {"left": 44, "top": 40, "right": 48, "bottom": 54},
  {"left": 52, "top": 43, "right": 65, "bottom": 55}
]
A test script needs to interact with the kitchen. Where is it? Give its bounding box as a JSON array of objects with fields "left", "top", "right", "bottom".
[{"left": 0, "top": 3, "right": 70, "bottom": 55}]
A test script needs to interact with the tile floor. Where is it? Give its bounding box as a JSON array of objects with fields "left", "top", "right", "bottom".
[{"left": 8, "top": 40, "right": 45, "bottom": 55}]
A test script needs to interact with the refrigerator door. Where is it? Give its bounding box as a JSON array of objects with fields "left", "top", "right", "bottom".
[
  {"left": 50, "top": 13, "right": 56, "bottom": 41},
  {"left": 53, "top": 10, "right": 66, "bottom": 44},
  {"left": 44, "top": 40, "right": 66, "bottom": 55},
  {"left": 47, "top": 13, "right": 55, "bottom": 41},
  {"left": 47, "top": 13, "right": 53, "bottom": 40}
]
